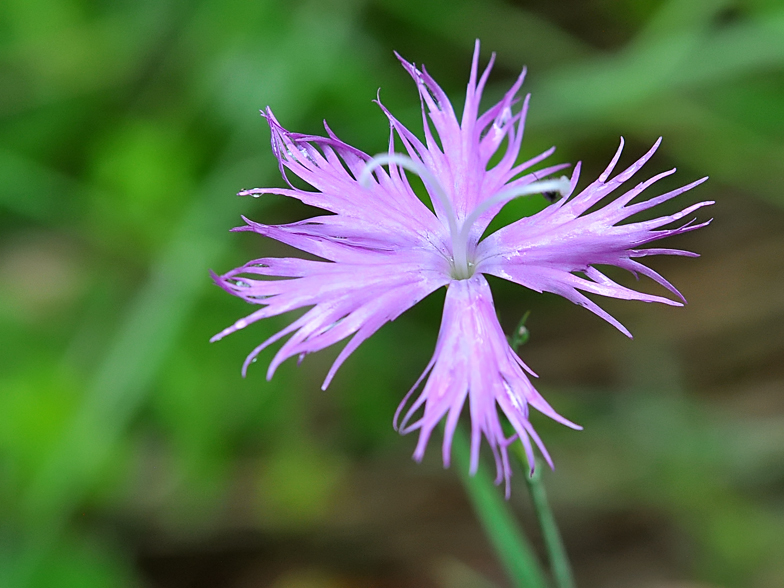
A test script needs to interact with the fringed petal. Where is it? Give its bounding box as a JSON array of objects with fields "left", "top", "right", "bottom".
[
  {"left": 212, "top": 255, "right": 449, "bottom": 383},
  {"left": 396, "top": 275, "right": 580, "bottom": 498},
  {"left": 476, "top": 139, "right": 712, "bottom": 336}
]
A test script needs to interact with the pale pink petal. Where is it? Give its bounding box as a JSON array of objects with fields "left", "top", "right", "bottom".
[
  {"left": 212, "top": 254, "right": 449, "bottom": 383},
  {"left": 477, "top": 139, "right": 712, "bottom": 336},
  {"left": 396, "top": 275, "right": 580, "bottom": 497}
]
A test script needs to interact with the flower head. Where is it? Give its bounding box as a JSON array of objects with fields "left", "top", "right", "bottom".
[{"left": 212, "top": 41, "right": 712, "bottom": 495}]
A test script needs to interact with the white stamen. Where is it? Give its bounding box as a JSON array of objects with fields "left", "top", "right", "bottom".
[
  {"left": 451, "top": 176, "right": 571, "bottom": 279},
  {"left": 361, "top": 153, "right": 570, "bottom": 281},
  {"left": 360, "top": 153, "right": 460, "bottom": 249}
]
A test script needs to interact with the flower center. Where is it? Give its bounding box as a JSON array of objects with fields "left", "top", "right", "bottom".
[{"left": 360, "top": 154, "right": 571, "bottom": 280}]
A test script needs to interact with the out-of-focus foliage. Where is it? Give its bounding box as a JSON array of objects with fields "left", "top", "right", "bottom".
[{"left": 1, "top": 0, "right": 783, "bottom": 586}]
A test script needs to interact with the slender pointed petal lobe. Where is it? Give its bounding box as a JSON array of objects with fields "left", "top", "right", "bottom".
[{"left": 213, "top": 41, "right": 711, "bottom": 493}]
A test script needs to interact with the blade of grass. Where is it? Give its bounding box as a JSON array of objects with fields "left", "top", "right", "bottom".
[
  {"left": 10, "top": 2, "right": 368, "bottom": 585},
  {"left": 530, "top": 9, "right": 784, "bottom": 126}
]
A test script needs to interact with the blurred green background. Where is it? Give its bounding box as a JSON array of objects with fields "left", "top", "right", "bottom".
[{"left": 1, "top": 0, "right": 783, "bottom": 586}]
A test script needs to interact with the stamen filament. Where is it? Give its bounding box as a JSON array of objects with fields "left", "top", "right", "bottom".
[
  {"left": 360, "top": 154, "right": 460, "bottom": 242},
  {"left": 451, "top": 177, "right": 571, "bottom": 279},
  {"left": 361, "top": 153, "right": 570, "bottom": 281}
]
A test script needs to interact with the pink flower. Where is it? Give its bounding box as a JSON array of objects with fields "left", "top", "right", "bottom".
[{"left": 212, "top": 42, "right": 712, "bottom": 494}]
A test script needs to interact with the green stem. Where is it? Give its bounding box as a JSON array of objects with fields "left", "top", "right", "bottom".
[
  {"left": 509, "top": 312, "right": 576, "bottom": 588},
  {"left": 452, "top": 426, "right": 548, "bottom": 588},
  {"left": 516, "top": 450, "right": 576, "bottom": 588}
]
